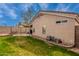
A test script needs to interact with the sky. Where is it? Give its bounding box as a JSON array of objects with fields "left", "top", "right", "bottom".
[{"left": 0, "top": 3, "right": 79, "bottom": 26}]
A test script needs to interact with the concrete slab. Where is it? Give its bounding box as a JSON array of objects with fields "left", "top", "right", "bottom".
[{"left": 69, "top": 48, "right": 79, "bottom": 54}]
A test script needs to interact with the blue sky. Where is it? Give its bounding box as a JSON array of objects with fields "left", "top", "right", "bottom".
[{"left": 0, "top": 3, "right": 79, "bottom": 26}]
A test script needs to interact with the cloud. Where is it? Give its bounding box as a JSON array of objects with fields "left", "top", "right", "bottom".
[
  {"left": 39, "top": 3, "right": 48, "bottom": 10},
  {"left": 8, "top": 9, "right": 17, "bottom": 19},
  {"left": 0, "top": 14, "right": 3, "bottom": 18},
  {"left": 71, "top": 4, "right": 79, "bottom": 11},
  {"left": 0, "top": 10, "right": 3, "bottom": 13},
  {"left": 0, "top": 20, "right": 7, "bottom": 26},
  {"left": 21, "top": 3, "right": 33, "bottom": 11},
  {"left": 56, "top": 4, "right": 64, "bottom": 11},
  {"left": 32, "top": 4, "right": 40, "bottom": 12},
  {"left": 0, "top": 4, "right": 17, "bottom": 19},
  {"left": 56, "top": 4, "right": 72, "bottom": 12}
]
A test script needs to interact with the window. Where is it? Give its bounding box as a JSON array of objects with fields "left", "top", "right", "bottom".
[
  {"left": 42, "top": 25, "right": 46, "bottom": 34},
  {"left": 56, "top": 21, "right": 61, "bottom": 24},
  {"left": 62, "top": 20, "right": 67, "bottom": 23},
  {"left": 56, "top": 20, "right": 68, "bottom": 24}
]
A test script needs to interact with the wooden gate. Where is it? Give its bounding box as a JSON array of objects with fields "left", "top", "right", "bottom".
[{"left": 75, "top": 26, "right": 79, "bottom": 48}]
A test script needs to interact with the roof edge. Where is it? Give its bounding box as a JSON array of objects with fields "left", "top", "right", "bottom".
[
  {"left": 39, "top": 10, "right": 79, "bottom": 15},
  {"left": 30, "top": 10, "right": 79, "bottom": 24}
]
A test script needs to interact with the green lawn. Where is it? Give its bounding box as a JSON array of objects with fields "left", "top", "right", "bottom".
[{"left": 0, "top": 36, "right": 78, "bottom": 56}]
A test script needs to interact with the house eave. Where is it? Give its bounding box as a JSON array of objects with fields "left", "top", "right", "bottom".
[{"left": 30, "top": 10, "right": 79, "bottom": 25}]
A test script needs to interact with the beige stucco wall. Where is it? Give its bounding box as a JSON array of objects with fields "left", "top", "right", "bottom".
[
  {"left": 12, "top": 26, "right": 28, "bottom": 34},
  {"left": 0, "top": 26, "right": 29, "bottom": 35},
  {"left": 32, "top": 14, "right": 75, "bottom": 46},
  {"left": 0, "top": 26, "right": 11, "bottom": 35},
  {"left": 11, "top": 26, "right": 30, "bottom": 34}
]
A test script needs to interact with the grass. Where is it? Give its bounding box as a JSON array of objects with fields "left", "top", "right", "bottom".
[{"left": 0, "top": 36, "right": 78, "bottom": 56}]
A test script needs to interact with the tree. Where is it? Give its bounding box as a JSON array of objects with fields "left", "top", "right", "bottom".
[
  {"left": 16, "top": 21, "right": 21, "bottom": 27},
  {"left": 21, "top": 7, "right": 34, "bottom": 25}
]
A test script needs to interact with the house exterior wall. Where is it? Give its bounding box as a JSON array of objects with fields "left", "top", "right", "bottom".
[
  {"left": 32, "top": 14, "right": 75, "bottom": 46},
  {"left": 75, "top": 26, "right": 79, "bottom": 48}
]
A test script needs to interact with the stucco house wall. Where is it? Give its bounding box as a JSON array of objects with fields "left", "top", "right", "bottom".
[{"left": 32, "top": 13, "right": 75, "bottom": 46}]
